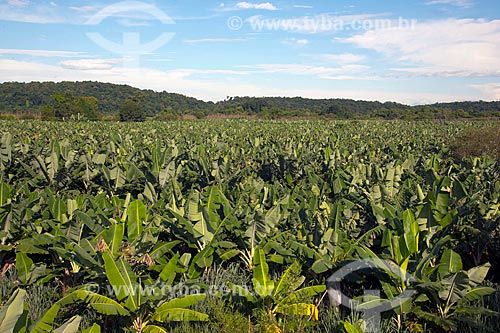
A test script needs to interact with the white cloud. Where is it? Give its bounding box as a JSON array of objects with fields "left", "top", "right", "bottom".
[
  {"left": 114, "top": 18, "right": 151, "bottom": 27},
  {"left": 60, "top": 59, "right": 123, "bottom": 70},
  {"left": 171, "top": 69, "right": 250, "bottom": 76},
  {"left": 320, "top": 75, "right": 380, "bottom": 81},
  {"left": 7, "top": 0, "right": 29, "bottom": 7},
  {"left": 184, "top": 38, "right": 248, "bottom": 44},
  {"left": 282, "top": 38, "right": 309, "bottom": 47},
  {"left": 470, "top": 82, "right": 500, "bottom": 100},
  {"left": 83, "top": 2, "right": 175, "bottom": 25},
  {"left": 236, "top": 2, "right": 277, "bottom": 10},
  {"left": 146, "top": 58, "right": 174, "bottom": 62},
  {"left": 314, "top": 53, "right": 366, "bottom": 64},
  {"left": 69, "top": 5, "right": 99, "bottom": 13},
  {"left": 0, "top": 48, "right": 83, "bottom": 57},
  {"left": 0, "top": 1, "right": 63, "bottom": 23},
  {"left": 293, "top": 5, "right": 313, "bottom": 9},
  {"left": 241, "top": 63, "right": 370, "bottom": 77},
  {"left": 0, "top": 12, "right": 60, "bottom": 24},
  {"left": 343, "top": 18, "right": 500, "bottom": 77},
  {"left": 425, "top": 0, "right": 474, "bottom": 8}
]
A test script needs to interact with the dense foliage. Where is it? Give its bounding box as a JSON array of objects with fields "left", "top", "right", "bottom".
[
  {"left": 1, "top": 81, "right": 500, "bottom": 120},
  {"left": 0, "top": 82, "right": 212, "bottom": 118},
  {"left": 0, "top": 120, "right": 499, "bottom": 332}
]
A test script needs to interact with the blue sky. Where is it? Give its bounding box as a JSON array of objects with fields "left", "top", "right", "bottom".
[{"left": 0, "top": 0, "right": 499, "bottom": 104}]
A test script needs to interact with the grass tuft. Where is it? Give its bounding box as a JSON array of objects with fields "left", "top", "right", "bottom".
[{"left": 450, "top": 126, "right": 500, "bottom": 160}]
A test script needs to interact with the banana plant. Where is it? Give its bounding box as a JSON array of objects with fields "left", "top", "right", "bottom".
[
  {"left": 238, "top": 191, "right": 291, "bottom": 270},
  {"left": 228, "top": 249, "right": 325, "bottom": 330},
  {"left": 164, "top": 185, "right": 241, "bottom": 278},
  {"left": 413, "top": 255, "right": 496, "bottom": 331},
  {"left": 71, "top": 247, "right": 209, "bottom": 332},
  {"left": 351, "top": 234, "right": 495, "bottom": 332},
  {"left": 0, "top": 288, "right": 81, "bottom": 333},
  {"left": 347, "top": 208, "right": 450, "bottom": 330}
]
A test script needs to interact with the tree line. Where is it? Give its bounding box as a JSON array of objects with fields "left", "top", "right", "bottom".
[{"left": 1, "top": 81, "right": 499, "bottom": 121}]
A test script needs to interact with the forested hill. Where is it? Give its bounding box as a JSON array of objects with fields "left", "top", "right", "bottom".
[
  {"left": 216, "top": 96, "right": 407, "bottom": 115},
  {"left": 0, "top": 81, "right": 212, "bottom": 116},
  {"left": 1, "top": 81, "right": 500, "bottom": 119}
]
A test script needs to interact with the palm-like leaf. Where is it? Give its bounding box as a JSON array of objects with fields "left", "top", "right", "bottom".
[
  {"left": 151, "top": 294, "right": 208, "bottom": 322},
  {"left": 102, "top": 250, "right": 139, "bottom": 311}
]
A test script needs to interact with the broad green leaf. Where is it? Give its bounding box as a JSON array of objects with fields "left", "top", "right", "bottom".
[
  {"left": 343, "top": 320, "right": 364, "bottom": 333},
  {"left": 190, "top": 246, "right": 214, "bottom": 271},
  {"left": 51, "top": 198, "right": 67, "bottom": 223},
  {"left": 152, "top": 308, "right": 209, "bottom": 322},
  {"left": 156, "top": 294, "right": 206, "bottom": 311},
  {"left": 159, "top": 254, "right": 179, "bottom": 284},
  {"left": 413, "top": 307, "right": 455, "bottom": 331},
  {"left": 219, "top": 248, "right": 240, "bottom": 261},
  {"left": 311, "top": 258, "right": 333, "bottom": 274},
  {"left": 82, "top": 324, "right": 101, "bottom": 333},
  {"left": 143, "top": 182, "right": 157, "bottom": 204},
  {"left": 143, "top": 325, "right": 167, "bottom": 333},
  {"left": 102, "top": 251, "right": 139, "bottom": 311},
  {"left": 438, "top": 249, "right": 462, "bottom": 279},
  {"left": 459, "top": 287, "right": 496, "bottom": 305},
  {"left": 104, "top": 219, "right": 125, "bottom": 258},
  {"left": 0, "top": 289, "right": 26, "bottom": 333},
  {"left": 73, "top": 290, "right": 130, "bottom": 316},
  {"left": 15, "top": 253, "right": 33, "bottom": 284},
  {"left": 356, "top": 297, "right": 389, "bottom": 311},
  {"left": 67, "top": 199, "right": 78, "bottom": 220},
  {"left": 252, "top": 249, "right": 274, "bottom": 297},
  {"left": 467, "top": 263, "right": 491, "bottom": 287},
  {"left": 150, "top": 241, "right": 181, "bottom": 261},
  {"left": 283, "top": 285, "right": 326, "bottom": 304},
  {"left": 53, "top": 315, "right": 81, "bottom": 333},
  {"left": 127, "top": 200, "right": 146, "bottom": 243},
  {"left": 402, "top": 209, "right": 419, "bottom": 254},
  {"left": 190, "top": 199, "right": 213, "bottom": 246},
  {"left": 273, "top": 262, "right": 300, "bottom": 297},
  {"left": 152, "top": 295, "right": 208, "bottom": 322},
  {"left": 0, "top": 182, "right": 10, "bottom": 206},
  {"left": 439, "top": 271, "right": 469, "bottom": 305},
  {"left": 31, "top": 303, "right": 61, "bottom": 333}
]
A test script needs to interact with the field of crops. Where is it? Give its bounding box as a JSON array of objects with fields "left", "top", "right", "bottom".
[{"left": 0, "top": 120, "right": 499, "bottom": 333}]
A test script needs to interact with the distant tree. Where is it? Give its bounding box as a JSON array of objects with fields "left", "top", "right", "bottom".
[
  {"left": 242, "top": 99, "right": 267, "bottom": 113},
  {"left": 51, "top": 92, "right": 101, "bottom": 120},
  {"left": 53, "top": 92, "right": 76, "bottom": 119},
  {"left": 41, "top": 105, "right": 56, "bottom": 121},
  {"left": 155, "top": 106, "right": 179, "bottom": 121},
  {"left": 322, "top": 103, "right": 352, "bottom": 118},
  {"left": 119, "top": 98, "right": 145, "bottom": 122},
  {"left": 78, "top": 96, "right": 100, "bottom": 120}
]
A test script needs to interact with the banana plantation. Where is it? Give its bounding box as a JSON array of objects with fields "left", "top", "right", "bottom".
[{"left": 0, "top": 120, "right": 499, "bottom": 333}]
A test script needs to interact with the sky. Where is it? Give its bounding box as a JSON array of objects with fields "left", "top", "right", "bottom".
[{"left": 0, "top": 0, "right": 499, "bottom": 104}]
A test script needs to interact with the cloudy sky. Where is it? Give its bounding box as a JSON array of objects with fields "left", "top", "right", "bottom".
[{"left": 0, "top": 0, "right": 499, "bottom": 104}]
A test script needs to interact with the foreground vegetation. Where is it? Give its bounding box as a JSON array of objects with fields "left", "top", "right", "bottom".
[{"left": 0, "top": 120, "right": 499, "bottom": 332}]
